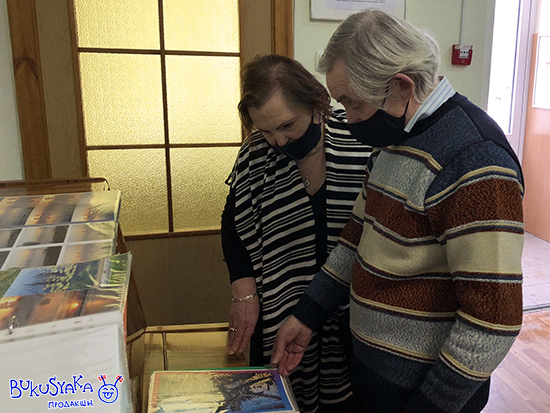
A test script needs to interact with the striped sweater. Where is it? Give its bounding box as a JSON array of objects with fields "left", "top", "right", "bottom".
[
  {"left": 293, "top": 93, "right": 524, "bottom": 413},
  {"left": 229, "top": 110, "right": 371, "bottom": 412}
]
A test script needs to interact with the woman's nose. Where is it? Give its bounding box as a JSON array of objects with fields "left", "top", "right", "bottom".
[{"left": 274, "top": 133, "right": 289, "bottom": 147}]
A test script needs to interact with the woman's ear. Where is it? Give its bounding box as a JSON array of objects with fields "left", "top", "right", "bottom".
[
  {"left": 313, "top": 109, "right": 324, "bottom": 123},
  {"left": 391, "top": 73, "right": 415, "bottom": 101}
]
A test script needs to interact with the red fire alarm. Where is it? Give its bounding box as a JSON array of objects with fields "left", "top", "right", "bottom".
[{"left": 452, "top": 44, "right": 473, "bottom": 66}]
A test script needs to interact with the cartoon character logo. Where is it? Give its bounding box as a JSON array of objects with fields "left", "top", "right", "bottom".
[{"left": 97, "top": 374, "right": 123, "bottom": 404}]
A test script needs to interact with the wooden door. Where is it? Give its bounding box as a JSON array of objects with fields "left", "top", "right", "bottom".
[{"left": 522, "top": 34, "right": 550, "bottom": 241}]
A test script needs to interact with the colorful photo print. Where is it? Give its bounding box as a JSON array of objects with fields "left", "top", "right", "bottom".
[
  {"left": 148, "top": 369, "right": 298, "bottom": 413},
  {"left": 2, "top": 260, "right": 103, "bottom": 298},
  {"left": 0, "top": 251, "right": 8, "bottom": 270},
  {"left": 0, "top": 196, "right": 43, "bottom": 228},
  {"left": 58, "top": 241, "right": 115, "bottom": 265},
  {"left": 1, "top": 246, "right": 62, "bottom": 271},
  {"left": 71, "top": 191, "right": 121, "bottom": 223},
  {"left": 15, "top": 225, "right": 69, "bottom": 247},
  {"left": 25, "top": 193, "right": 81, "bottom": 226},
  {"left": 66, "top": 222, "right": 117, "bottom": 243},
  {"left": 0, "top": 268, "right": 19, "bottom": 298},
  {"left": 0, "top": 229, "right": 21, "bottom": 249},
  {"left": 0, "top": 289, "right": 88, "bottom": 330}
]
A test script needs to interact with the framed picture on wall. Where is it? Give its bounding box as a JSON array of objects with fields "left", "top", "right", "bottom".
[
  {"left": 533, "top": 35, "right": 550, "bottom": 110},
  {"left": 310, "top": 0, "right": 406, "bottom": 21}
]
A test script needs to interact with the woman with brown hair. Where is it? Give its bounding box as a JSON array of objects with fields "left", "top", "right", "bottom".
[{"left": 221, "top": 54, "right": 371, "bottom": 412}]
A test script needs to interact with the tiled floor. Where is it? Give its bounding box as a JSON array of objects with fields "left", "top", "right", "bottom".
[{"left": 522, "top": 232, "right": 550, "bottom": 311}]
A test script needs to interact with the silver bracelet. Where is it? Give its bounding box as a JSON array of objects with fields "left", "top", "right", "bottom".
[{"left": 232, "top": 293, "right": 258, "bottom": 303}]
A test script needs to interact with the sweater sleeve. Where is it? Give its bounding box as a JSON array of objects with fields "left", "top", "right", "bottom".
[
  {"left": 409, "top": 142, "right": 524, "bottom": 413},
  {"left": 221, "top": 188, "right": 255, "bottom": 284},
  {"left": 293, "top": 181, "right": 367, "bottom": 331}
]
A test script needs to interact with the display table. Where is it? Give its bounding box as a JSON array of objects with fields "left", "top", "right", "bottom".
[
  {"left": 0, "top": 179, "right": 137, "bottom": 412},
  {"left": 127, "top": 323, "right": 247, "bottom": 413}
]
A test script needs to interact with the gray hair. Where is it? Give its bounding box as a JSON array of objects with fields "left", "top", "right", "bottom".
[{"left": 318, "top": 9, "right": 440, "bottom": 107}]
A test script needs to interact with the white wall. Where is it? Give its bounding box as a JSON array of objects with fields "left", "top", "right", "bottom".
[
  {"left": 294, "top": 0, "right": 496, "bottom": 109},
  {"left": 0, "top": 0, "right": 23, "bottom": 181},
  {"left": 536, "top": 0, "right": 550, "bottom": 32}
]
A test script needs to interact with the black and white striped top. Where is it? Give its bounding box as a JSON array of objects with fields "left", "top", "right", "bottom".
[{"left": 228, "top": 110, "right": 371, "bottom": 412}]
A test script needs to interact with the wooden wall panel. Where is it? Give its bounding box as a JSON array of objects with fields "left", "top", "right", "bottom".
[
  {"left": 522, "top": 34, "right": 550, "bottom": 242},
  {"left": 272, "top": 0, "right": 294, "bottom": 57},
  {"left": 127, "top": 234, "right": 232, "bottom": 325},
  {"left": 239, "top": 0, "right": 272, "bottom": 65},
  {"left": 35, "top": 0, "right": 84, "bottom": 178},
  {"left": 6, "top": 0, "right": 51, "bottom": 180}
]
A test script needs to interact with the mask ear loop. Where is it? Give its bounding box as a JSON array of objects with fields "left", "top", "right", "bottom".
[
  {"left": 382, "top": 85, "right": 390, "bottom": 108},
  {"left": 383, "top": 80, "right": 410, "bottom": 116},
  {"left": 381, "top": 89, "right": 410, "bottom": 118},
  {"left": 402, "top": 99, "right": 410, "bottom": 117}
]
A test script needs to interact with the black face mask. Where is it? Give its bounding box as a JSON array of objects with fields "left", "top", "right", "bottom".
[
  {"left": 274, "top": 119, "right": 322, "bottom": 160},
  {"left": 347, "top": 100, "right": 409, "bottom": 147}
]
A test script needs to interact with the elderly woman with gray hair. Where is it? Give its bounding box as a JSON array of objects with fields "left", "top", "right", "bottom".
[{"left": 273, "top": 9, "right": 524, "bottom": 413}]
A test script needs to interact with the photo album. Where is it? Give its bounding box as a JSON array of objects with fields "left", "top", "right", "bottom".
[{"left": 148, "top": 368, "right": 299, "bottom": 413}]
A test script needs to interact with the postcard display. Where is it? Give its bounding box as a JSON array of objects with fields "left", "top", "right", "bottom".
[
  {"left": 0, "top": 191, "right": 133, "bottom": 412},
  {"left": 148, "top": 368, "right": 299, "bottom": 413}
]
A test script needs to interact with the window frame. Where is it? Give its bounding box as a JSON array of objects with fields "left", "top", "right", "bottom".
[{"left": 72, "top": 0, "right": 292, "bottom": 241}]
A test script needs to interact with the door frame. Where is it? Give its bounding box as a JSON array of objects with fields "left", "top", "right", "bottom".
[{"left": 512, "top": 0, "right": 539, "bottom": 161}]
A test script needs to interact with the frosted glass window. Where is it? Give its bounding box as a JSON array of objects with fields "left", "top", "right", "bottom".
[
  {"left": 171, "top": 147, "right": 239, "bottom": 230},
  {"left": 74, "top": 0, "right": 160, "bottom": 49},
  {"left": 163, "top": 0, "right": 239, "bottom": 52},
  {"left": 75, "top": 0, "right": 244, "bottom": 235},
  {"left": 80, "top": 53, "right": 165, "bottom": 146},
  {"left": 88, "top": 149, "right": 169, "bottom": 235},
  {"left": 166, "top": 56, "right": 241, "bottom": 144}
]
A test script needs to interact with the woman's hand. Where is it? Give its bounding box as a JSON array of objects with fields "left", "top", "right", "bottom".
[{"left": 228, "top": 277, "right": 259, "bottom": 355}]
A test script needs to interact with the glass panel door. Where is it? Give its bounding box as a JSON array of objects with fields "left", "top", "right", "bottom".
[{"left": 487, "top": 0, "right": 536, "bottom": 159}]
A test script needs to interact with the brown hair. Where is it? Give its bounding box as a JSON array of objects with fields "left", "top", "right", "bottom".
[{"left": 238, "top": 55, "right": 331, "bottom": 133}]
